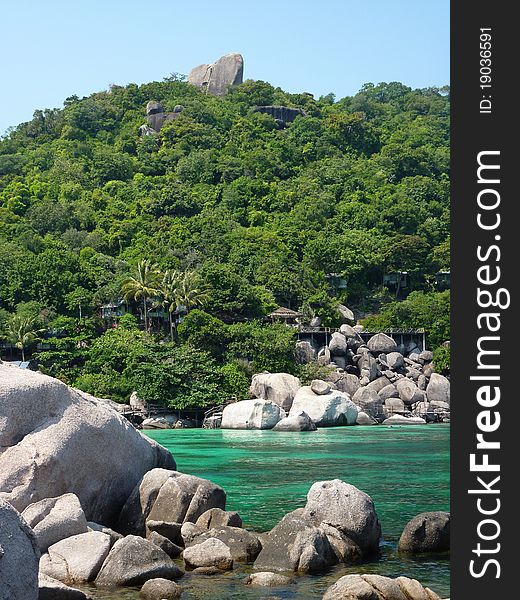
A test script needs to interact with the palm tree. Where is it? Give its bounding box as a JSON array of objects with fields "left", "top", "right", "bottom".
[
  {"left": 6, "top": 315, "right": 46, "bottom": 362},
  {"left": 121, "top": 260, "right": 160, "bottom": 332},
  {"left": 176, "top": 270, "right": 210, "bottom": 313},
  {"left": 155, "top": 269, "right": 182, "bottom": 342}
]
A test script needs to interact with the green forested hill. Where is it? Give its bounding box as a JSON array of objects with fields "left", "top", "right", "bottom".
[{"left": 0, "top": 77, "right": 450, "bottom": 404}]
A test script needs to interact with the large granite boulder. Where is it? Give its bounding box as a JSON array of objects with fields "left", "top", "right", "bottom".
[
  {"left": 40, "top": 531, "right": 112, "bottom": 584},
  {"left": 295, "top": 340, "right": 317, "bottom": 364},
  {"left": 329, "top": 332, "right": 348, "bottom": 356},
  {"left": 352, "top": 387, "right": 384, "bottom": 421},
  {"left": 0, "top": 363, "right": 174, "bottom": 525},
  {"left": 331, "top": 372, "right": 361, "bottom": 397},
  {"left": 254, "top": 510, "right": 338, "bottom": 573},
  {"left": 0, "top": 499, "right": 40, "bottom": 600},
  {"left": 322, "top": 574, "right": 441, "bottom": 600},
  {"left": 396, "top": 378, "right": 425, "bottom": 405},
  {"left": 272, "top": 411, "right": 317, "bottom": 432},
  {"left": 117, "top": 469, "right": 226, "bottom": 536},
  {"left": 426, "top": 374, "right": 450, "bottom": 404},
  {"left": 245, "top": 571, "right": 294, "bottom": 587},
  {"left": 96, "top": 535, "right": 184, "bottom": 586},
  {"left": 188, "top": 53, "right": 244, "bottom": 95},
  {"left": 367, "top": 333, "right": 397, "bottom": 354},
  {"left": 254, "top": 480, "right": 380, "bottom": 574},
  {"left": 22, "top": 493, "right": 88, "bottom": 552},
  {"left": 249, "top": 372, "right": 301, "bottom": 412},
  {"left": 398, "top": 512, "right": 450, "bottom": 553},
  {"left": 289, "top": 387, "right": 358, "bottom": 427},
  {"left": 221, "top": 399, "right": 285, "bottom": 429},
  {"left": 302, "top": 480, "right": 381, "bottom": 554}
]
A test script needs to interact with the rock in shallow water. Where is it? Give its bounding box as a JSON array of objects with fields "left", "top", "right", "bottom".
[
  {"left": 140, "top": 577, "right": 182, "bottom": 599},
  {"left": 95, "top": 535, "right": 183, "bottom": 587},
  {"left": 398, "top": 511, "right": 450, "bottom": 553},
  {"left": 289, "top": 387, "right": 358, "bottom": 426},
  {"left": 117, "top": 469, "right": 226, "bottom": 536},
  {"left": 221, "top": 399, "right": 285, "bottom": 429},
  {"left": 272, "top": 411, "right": 317, "bottom": 431},
  {"left": 183, "top": 537, "right": 234, "bottom": 570},
  {"left": 322, "top": 574, "right": 441, "bottom": 600}
]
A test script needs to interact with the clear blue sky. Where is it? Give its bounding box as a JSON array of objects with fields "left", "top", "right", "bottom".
[{"left": 0, "top": 0, "right": 449, "bottom": 135}]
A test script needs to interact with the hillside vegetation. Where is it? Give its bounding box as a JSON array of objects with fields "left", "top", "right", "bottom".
[{"left": 0, "top": 76, "right": 450, "bottom": 405}]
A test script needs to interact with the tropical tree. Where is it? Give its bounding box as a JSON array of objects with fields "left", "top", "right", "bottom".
[
  {"left": 155, "top": 269, "right": 182, "bottom": 342},
  {"left": 176, "top": 270, "right": 210, "bottom": 313},
  {"left": 121, "top": 260, "right": 160, "bottom": 332},
  {"left": 6, "top": 315, "right": 46, "bottom": 362}
]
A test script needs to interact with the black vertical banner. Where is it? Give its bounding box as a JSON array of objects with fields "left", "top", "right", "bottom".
[{"left": 451, "top": 2, "right": 515, "bottom": 599}]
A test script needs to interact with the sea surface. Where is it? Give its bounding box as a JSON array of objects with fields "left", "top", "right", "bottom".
[{"left": 81, "top": 425, "right": 450, "bottom": 599}]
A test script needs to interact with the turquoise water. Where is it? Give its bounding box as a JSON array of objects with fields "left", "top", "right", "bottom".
[{"left": 138, "top": 425, "right": 450, "bottom": 598}]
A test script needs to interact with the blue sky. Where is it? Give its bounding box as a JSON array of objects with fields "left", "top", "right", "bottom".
[{"left": 0, "top": 0, "right": 449, "bottom": 135}]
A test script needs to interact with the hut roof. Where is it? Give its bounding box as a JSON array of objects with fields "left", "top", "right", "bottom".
[{"left": 269, "top": 307, "right": 303, "bottom": 319}]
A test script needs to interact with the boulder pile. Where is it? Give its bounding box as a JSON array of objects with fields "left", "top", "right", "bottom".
[{"left": 221, "top": 329, "right": 450, "bottom": 430}]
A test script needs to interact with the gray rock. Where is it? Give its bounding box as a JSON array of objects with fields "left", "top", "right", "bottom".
[
  {"left": 310, "top": 316, "right": 322, "bottom": 327},
  {"left": 419, "top": 350, "right": 433, "bottom": 363},
  {"left": 418, "top": 374, "right": 428, "bottom": 390},
  {"left": 87, "top": 521, "right": 123, "bottom": 546},
  {"left": 254, "top": 510, "right": 336, "bottom": 573},
  {"left": 430, "top": 400, "right": 450, "bottom": 411},
  {"left": 384, "top": 398, "right": 406, "bottom": 414},
  {"left": 356, "top": 411, "right": 378, "bottom": 425},
  {"left": 96, "top": 535, "right": 183, "bottom": 586},
  {"left": 357, "top": 353, "right": 380, "bottom": 381},
  {"left": 398, "top": 512, "right": 450, "bottom": 554},
  {"left": 117, "top": 469, "right": 226, "bottom": 537},
  {"left": 188, "top": 53, "right": 244, "bottom": 95},
  {"left": 272, "top": 411, "right": 317, "bottom": 432},
  {"left": 332, "top": 372, "right": 361, "bottom": 397},
  {"left": 367, "top": 333, "right": 397, "bottom": 354},
  {"left": 352, "top": 387, "right": 383, "bottom": 420},
  {"left": 317, "top": 346, "right": 332, "bottom": 365},
  {"left": 337, "top": 304, "right": 355, "bottom": 323},
  {"left": 409, "top": 352, "right": 421, "bottom": 363},
  {"left": 386, "top": 352, "right": 405, "bottom": 370},
  {"left": 140, "top": 577, "right": 182, "bottom": 599},
  {"left": 146, "top": 521, "right": 183, "bottom": 546},
  {"left": 423, "top": 363, "right": 434, "bottom": 378},
  {"left": 426, "top": 374, "right": 450, "bottom": 404},
  {"left": 0, "top": 363, "right": 174, "bottom": 525},
  {"left": 40, "top": 531, "right": 111, "bottom": 584},
  {"left": 146, "top": 101, "right": 164, "bottom": 115},
  {"left": 245, "top": 572, "right": 294, "bottom": 586},
  {"left": 329, "top": 332, "right": 348, "bottom": 356},
  {"left": 196, "top": 508, "right": 243, "bottom": 530},
  {"left": 322, "top": 574, "right": 441, "bottom": 600},
  {"left": 249, "top": 372, "right": 301, "bottom": 412},
  {"left": 22, "top": 494, "right": 88, "bottom": 552},
  {"left": 382, "top": 415, "right": 426, "bottom": 425},
  {"left": 147, "top": 531, "right": 183, "bottom": 558},
  {"left": 302, "top": 480, "right": 381, "bottom": 554},
  {"left": 295, "top": 340, "right": 317, "bottom": 364},
  {"left": 38, "top": 574, "right": 88, "bottom": 600},
  {"left": 396, "top": 379, "right": 425, "bottom": 405},
  {"left": 186, "top": 526, "right": 262, "bottom": 563},
  {"left": 183, "top": 537, "right": 233, "bottom": 570},
  {"left": 221, "top": 399, "right": 285, "bottom": 430},
  {"left": 311, "top": 379, "right": 332, "bottom": 395},
  {"left": 289, "top": 387, "right": 358, "bottom": 426},
  {"left": 180, "top": 522, "right": 205, "bottom": 545},
  {"left": 0, "top": 499, "right": 39, "bottom": 600},
  {"left": 365, "top": 376, "right": 392, "bottom": 394},
  {"left": 378, "top": 384, "right": 399, "bottom": 402}
]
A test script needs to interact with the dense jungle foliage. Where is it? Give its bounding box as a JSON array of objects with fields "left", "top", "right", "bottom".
[{"left": 0, "top": 76, "right": 450, "bottom": 405}]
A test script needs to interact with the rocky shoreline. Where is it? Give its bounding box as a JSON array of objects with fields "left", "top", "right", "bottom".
[{"left": 1, "top": 361, "right": 449, "bottom": 599}]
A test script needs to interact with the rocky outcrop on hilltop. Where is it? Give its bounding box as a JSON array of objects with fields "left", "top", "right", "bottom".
[{"left": 188, "top": 52, "right": 244, "bottom": 95}]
